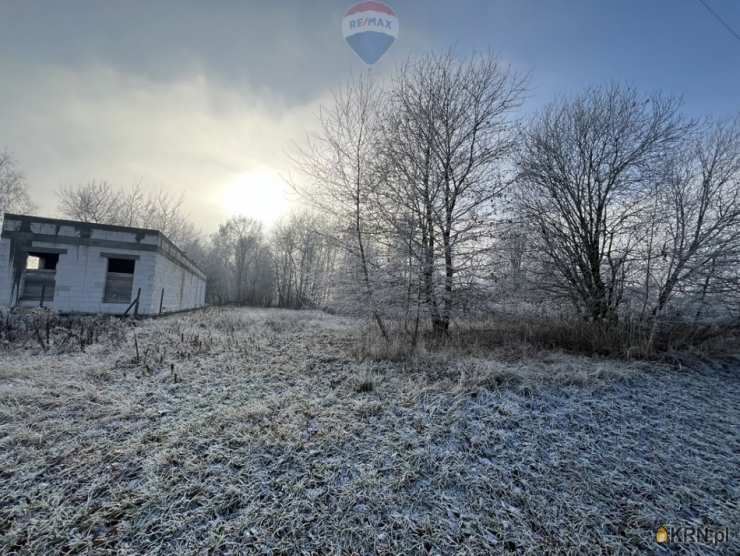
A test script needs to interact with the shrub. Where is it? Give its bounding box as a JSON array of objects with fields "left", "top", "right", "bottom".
[{"left": 0, "top": 308, "right": 131, "bottom": 353}]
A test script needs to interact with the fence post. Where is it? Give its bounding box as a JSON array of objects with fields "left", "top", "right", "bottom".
[
  {"left": 40, "top": 284, "right": 46, "bottom": 308},
  {"left": 134, "top": 288, "right": 141, "bottom": 317},
  {"left": 159, "top": 288, "right": 165, "bottom": 315}
]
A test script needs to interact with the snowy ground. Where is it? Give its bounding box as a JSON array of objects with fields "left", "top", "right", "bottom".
[{"left": 0, "top": 307, "right": 738, "bottom": 554}]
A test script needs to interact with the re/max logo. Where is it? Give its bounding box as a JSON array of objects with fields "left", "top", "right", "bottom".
[
  {"left": 348, "top": 17, "right": 393, "bottom": 30},
  {"left": 659, "top": 526, "right": 730, "bottom": 545}
]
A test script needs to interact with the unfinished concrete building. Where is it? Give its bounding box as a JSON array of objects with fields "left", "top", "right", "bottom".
[{"left": 0, "top": 213, "right": 206, "bottom": 315}]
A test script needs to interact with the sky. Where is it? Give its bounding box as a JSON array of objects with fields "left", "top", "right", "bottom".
[{"left": 1, "top": 0, "right": 738, "bottom": 234}]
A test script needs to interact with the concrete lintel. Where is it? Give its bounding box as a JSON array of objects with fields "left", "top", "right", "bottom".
[
  {"left": 100, "top": 252, "right": 141, "bottom": 260},
  {"left": 27, "top": 246, "right": 68, "bottom": 255}
]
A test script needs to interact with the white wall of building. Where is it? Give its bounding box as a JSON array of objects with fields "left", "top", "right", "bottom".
[
  {"left": 10, "top": 241, "right": 158, "bottom": 314},
  {"left": 148, "top": 252, "right": 207, "bottom": 314},
  {"left": 1, "top": 214, "right": 206, "bottom": 315}
]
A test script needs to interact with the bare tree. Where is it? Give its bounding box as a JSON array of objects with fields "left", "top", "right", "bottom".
[
  {"left": 139, "top": 189, "right": 197, "bottom": 247},
  {"left": 57, "top": 181, "right": 197, "bottom": 248},
  {"left": 291, "top": 75, "right": 389, "bottom": 339},
  {"left": 208, "top": 216, "right": 273, "bottom": 306},
  {"left": 515, "top": 85, "right": 688, "bottom": 321},
  {"left": 271, "top": 212, "right": 337, "bottom": 308},
  {"left": 118, "top": 183, "right": 147, "bottom": 227},
  {"left": 643, "top": 116, "right": 740, "bottom": 326},
  {"left": 290, "top": 52, "right": 523, "bottom": 338},
  {"left": 376, "top": 51, "right": 525, "bottom": 334},
  {"left": 57, "top": 180, "right": 121, "bottom": 223},
  {"left": 0, "top": 151, "right": 35, "bottom": 217}
]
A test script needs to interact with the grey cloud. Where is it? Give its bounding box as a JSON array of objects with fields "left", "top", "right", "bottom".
[{"left": 0, "top": 61, "right": 323, "bottom": 231}]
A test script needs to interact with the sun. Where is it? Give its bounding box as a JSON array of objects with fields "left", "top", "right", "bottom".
[{"left": 222, "top": 168, "right": 291, "bottom": 225}]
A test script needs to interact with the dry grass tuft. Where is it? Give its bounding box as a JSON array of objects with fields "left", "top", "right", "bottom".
[
  {"left": 355, "top": 313, "right": 740, "bottom": 366},
  {"left": 0, "top": 307, "right": 737, "bottom": 554},
  {"left": 0, "top": 308, "right": 131, "bottom": 356},
  {"left": 353, "top": 371, "right": 377, "bottom": 394}
]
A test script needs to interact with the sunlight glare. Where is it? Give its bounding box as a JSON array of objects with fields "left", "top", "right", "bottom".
[{"left": 221, "top": 168, "right": 290, "bottom": 225}]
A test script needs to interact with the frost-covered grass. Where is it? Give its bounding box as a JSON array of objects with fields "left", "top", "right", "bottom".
[{"left": 0, "top": 307, "right": 738, "bottom": 554}]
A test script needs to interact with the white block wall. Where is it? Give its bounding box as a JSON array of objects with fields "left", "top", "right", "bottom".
[
  {"left": 147, "top": 253, "right": 207, "bottom": 314},
  {"left": 1, "top": 216, "right": 206, "bottom": 315},
  {"left": 10, "top": 241, "right": 158, "bottom": 314}
]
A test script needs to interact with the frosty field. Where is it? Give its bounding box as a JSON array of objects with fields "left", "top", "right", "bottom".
[{"left": 0, "top": 308, "right": 738, "bottom": 554}]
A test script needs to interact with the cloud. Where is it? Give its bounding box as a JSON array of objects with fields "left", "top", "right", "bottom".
[
  {"left": 0, "top": 61, "right": 324, "bottom": 232},
  {"left": 0, "top": 2, "right": 439, "bottom": 235}
]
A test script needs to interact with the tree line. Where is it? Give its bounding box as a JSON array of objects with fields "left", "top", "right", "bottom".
[
  {"left": 292, "top": 50, "right": 740, "bottom": 352},
  {"left": 3, "top": 49, "right": 739, "bottom": 354},
  {"left": 0, "top": 161, "right": 338, "bottom": 310},
  {"left": 54, "top": 181, "right": 338, "bottom": 310}
]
